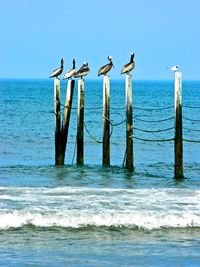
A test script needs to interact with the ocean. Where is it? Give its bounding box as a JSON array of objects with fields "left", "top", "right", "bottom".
[{"left": 0, "top": 79, "right": 200, "bottom": 266}]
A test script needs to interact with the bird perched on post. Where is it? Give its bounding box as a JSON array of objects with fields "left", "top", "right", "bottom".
[
  {"left": 63, "top": 58, "right": 76, "bottom": 80},
  {"left": 98, "top": 56, "right": 114, "bottom": 76},
  {"left": 50, "top": 58, "right": 64, "bottom": 79},
  {"left": 121, "top": 52, "right": 135, "bottom": 74},
  {"left": 167, "top": 65, "right": 179, "bottom": 72},
  {"left": 74, "top": 62, "right": 90, "bottom": 79}
]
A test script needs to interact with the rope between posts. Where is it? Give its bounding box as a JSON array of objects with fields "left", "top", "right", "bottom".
[
  {"left": 183, "top": 117, "right": 200, "bottom": 122},
  {"left": 111, "top": 119, "right": 126, "bottom": 127},
  {"left": 132, "top": 126, "right": 174, "bottom": 133},
  {"left": 60, "top": 102, "right": 103, "bottom": 110},
  {"left": 84, "top": 122, "right": 103, "bottom": 143},
  {"left": 183, "top": 105, "right": 200, "bottom": 109},
  {"left": 183, "top": 139, "right": 200, "bottom": 143},
  {"left": 183, "top": 127, "right": 200, "bottom": 132},
  {"left": 133, "top": 105, "right": 174, "bottom": 111},
  {"left": 131, "top": 136, "right": 174, "bottom": 142},
  {"left": 84, "top": 106, "right": 103, "bottom": 110},
  {"left": 134, "top": 116, "right": 174, "bottom": 123},
  {"left": 84, "top": 117, "right": 114, "bottom": 144},
  {"left": 111, "top": 107, "right": 125, "bottom": 110},
  {"left": 71, "top": 138, "right": 77, "bottom": 165}
]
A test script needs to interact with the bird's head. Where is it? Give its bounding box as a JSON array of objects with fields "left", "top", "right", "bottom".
[
  {"left": 61, "top": 58, "right": 64, "bottom": 65},
  {"left": 83, "top": 62, "right": 88, "bottom": 66},
  {"left": 131, "top": 52, "right": 135, "bottom": 58},
  {"left": 73, "top": 58, "right": 76, "bottom": 68},
  {"left": 108, "top": 56, "right": 113, "bottom": 62}
]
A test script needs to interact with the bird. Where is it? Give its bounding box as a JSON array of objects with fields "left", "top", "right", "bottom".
[
  {"left": 63, "top": 58, "right": 76, "bottom": 80},
  {"left": 167, "top": 65, "right": 179, "bottom": 72},
  {"left": 98, "top": 56, "right": 114, "bottom": 76},
  {"left": 50, "top": 58, "right": 64, "bottom": 78},
  {"left": 74, "top": 62, "right": 90, "bottom": 79},
  {"left": 121, "top": 52, "right": 135, "bottom": 74}
]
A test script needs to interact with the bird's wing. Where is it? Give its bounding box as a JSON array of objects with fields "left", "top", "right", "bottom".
[{"left": 98, "top": 63, "right": 110, "bottom": 76}]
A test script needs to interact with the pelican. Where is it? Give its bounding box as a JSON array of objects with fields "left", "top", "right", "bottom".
[
  {"left": 121, "top": 52, "right": 135, "bottom": 74},
  {"left": 98, "top": 56, "right": 114, "bottom": 76},
  {"left": 74, "top": 62, "right": 90, "bottom": 79},
  {"left": 167, "top": 65, "right": 179, "bottom": 72},
  {"left": 50, "top": 58, "right": 64, "bottom": 78},
  {"left": 63, "top": 58, "right": 76, "bottom": 80}
]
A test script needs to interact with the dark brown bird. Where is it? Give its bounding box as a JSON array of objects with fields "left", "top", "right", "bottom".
[
  {"left": 98, "top": 56, "right": 114, "bottom": 76},
  {"left": 121, "top": 53, "right": 135, "bottom": 74},
  {"left": 63, "top": 58, "right": 76, "bottom": 80},
  {"left": 74, "top": 62, "right": 90, "bottom": 79},
  {"left": 50, "top": 58, "right": 64, "bottom": 78}
]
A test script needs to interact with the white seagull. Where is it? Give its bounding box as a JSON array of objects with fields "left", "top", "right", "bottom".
[{"left": 167, "top": 65, "right": 179, "bottom": 72}]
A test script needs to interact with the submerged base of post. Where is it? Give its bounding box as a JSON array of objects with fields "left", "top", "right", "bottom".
[
  {"left": 125, "top": 74, "right": 134, "bottom": 170},
  {"left": 102, "top": 76, "right": 110, "bottom": 166},
  {"left": 77, "top": 79, "right": 84, "bottom": 165}
]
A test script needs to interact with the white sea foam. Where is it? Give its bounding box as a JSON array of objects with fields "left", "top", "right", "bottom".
[{"left": 0, "top": 187, "right": 200, "bottom": 230}]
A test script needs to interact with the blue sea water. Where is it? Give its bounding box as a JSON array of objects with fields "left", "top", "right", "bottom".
[{"left": 0, "top": 79, "right": 200, "bottom": 266}]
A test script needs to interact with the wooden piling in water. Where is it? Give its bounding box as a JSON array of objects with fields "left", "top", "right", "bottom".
[
  {"left": 102, "top": 76, "right": 110, "bottom": 166},
  {"left": 77, "top": 79, "right": 84, "bottom": 165},
  {"left": 54, "top": 78, "right": 63, "bottom": 165},
  {"left": 174, "top": 71, "right": 184, "bottom": 179},
  {"left": 125, "top": 74, "right": 134, "bottom": 170},
  {"left": 61, "top": 79, "right": 75, "bottom": 164}
]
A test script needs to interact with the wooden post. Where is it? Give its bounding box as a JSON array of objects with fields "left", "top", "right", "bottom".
[
  {"left": 125, "top": 74, "right": 134, "bottom": 170},
  {"left": 174, "top": 71, "right": 184, "bottom": 179},
  {"left": 77, "top": 79, "right": 84, "bottom": 165},
  {"left": 102, "top": 76, "right": 110, "bottom": 166},
  {"left": 61, "top": 79, "right": 75, "bottom": 164},
  {"left": 54, "top": 78, "right": 63, "bottom": 165}
]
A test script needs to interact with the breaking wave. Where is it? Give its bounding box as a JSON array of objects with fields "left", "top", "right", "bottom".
[{"left": 0, "top": 187, "right": 200, "bottom": 230}]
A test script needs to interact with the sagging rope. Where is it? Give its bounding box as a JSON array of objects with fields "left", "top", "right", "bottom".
[
  {"left": 131, "top": 136, "right": 174, "bottom": 142},
  {"left": 183, "top": 127, "right": 200, "bottom": 132},
  {"left": 84, "top": 122, "right": 103, "bottom": 144},
  {"left": 183, "top": 139, "right": 200, "bottom": 143},
  {"left": 134, "top": 116, "right": 174, "bottom": 123},
  {"left": 133, "top": 105, "right": 174, "bottom": 111},
  {"left": 183, "top": 105, "right": 200, "bottom": 109},
  {"left": 132, "top": 126, "right": 174, "bottom": 133},
  {"left": 84, "top": 117, "right": 126, "bottom": 144},
  {"left": 183, "top": 117, "right": 200, "bottom": 122}
]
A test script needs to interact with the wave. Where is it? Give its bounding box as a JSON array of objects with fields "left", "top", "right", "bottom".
[
  {"left": 0, "top": 211, "right": 200, "bottom": 231},
  {"left": 0, "top": 187, "right": 200, "bottom": 230}
]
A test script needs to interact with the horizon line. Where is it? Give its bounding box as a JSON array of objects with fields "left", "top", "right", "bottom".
[{"left": 0, "top": 77, "right": 200, "bottom": 82}]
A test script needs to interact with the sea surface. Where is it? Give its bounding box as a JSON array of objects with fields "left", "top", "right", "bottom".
[{"left": 0, "top": 79, "right": 200, "bottom": 266}]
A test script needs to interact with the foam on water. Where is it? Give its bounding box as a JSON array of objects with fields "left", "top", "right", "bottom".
[{"left": 0, "top": 186, "right": 200, "bottom": 230}]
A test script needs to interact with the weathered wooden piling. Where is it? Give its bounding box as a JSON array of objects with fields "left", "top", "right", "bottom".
[
  {"left": 174, "top": 71, "right": 184, "bottom": 179},
  {"left": 77, "top": 79, "right": 84, "bottom": 165},
  {"left": 54, "top": 78, "right": 63, "bottom": 165},
  {"left": 61, "top": 79, "right": 75, "bottom": 164},
  {"left": 102, "top": 76, "right": 110, "bottom": 166},
  {"left": 125, "top": 74, "right": 134, "bottom": 170}
]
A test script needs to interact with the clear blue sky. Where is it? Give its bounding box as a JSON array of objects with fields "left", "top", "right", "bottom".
[{"left": 0, "top": 0, "right": 199, "bottom": 80}]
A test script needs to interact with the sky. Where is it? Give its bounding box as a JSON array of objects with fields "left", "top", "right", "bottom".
[{"left": 0, "top": 0, "right": 200, "bottom": 80}]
